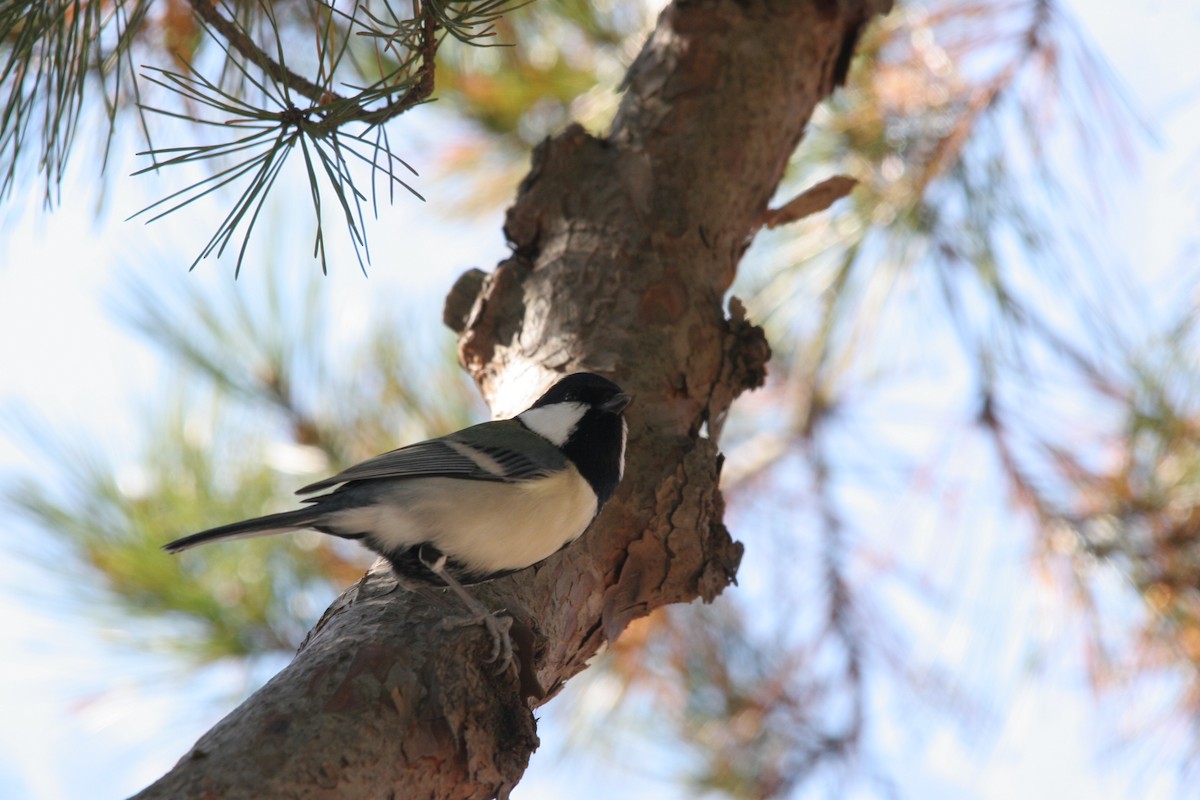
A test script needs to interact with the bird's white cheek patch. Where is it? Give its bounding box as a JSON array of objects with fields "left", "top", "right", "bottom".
[{"left": 517, "top": 402, "right": 588, "bottom": 446}]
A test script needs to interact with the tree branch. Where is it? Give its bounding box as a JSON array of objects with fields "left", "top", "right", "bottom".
[{"left": 132, "top": 562, "right": 540, "bottom": 800}]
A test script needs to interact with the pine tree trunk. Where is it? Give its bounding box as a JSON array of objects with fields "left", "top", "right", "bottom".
[{"left": 133, "top": 1, "right": 891, "bottom": 797}]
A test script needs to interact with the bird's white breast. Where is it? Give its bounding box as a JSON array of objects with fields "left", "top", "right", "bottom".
[{"left": 328, "top": 466, "right": 599, "bottom": 575}]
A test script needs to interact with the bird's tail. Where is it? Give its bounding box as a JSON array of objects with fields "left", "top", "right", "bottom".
[{"left": 163, "top": 508, "right": 324, "bottom": 553}]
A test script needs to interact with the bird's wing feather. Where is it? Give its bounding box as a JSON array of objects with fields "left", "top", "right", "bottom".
[{"left": 296, "top": 419, "right": 567, "bottom": 495}]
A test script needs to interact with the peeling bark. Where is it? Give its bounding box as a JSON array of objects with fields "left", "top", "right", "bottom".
[{"left": 134, "top": 1, "right": 892, "bottom": 798}]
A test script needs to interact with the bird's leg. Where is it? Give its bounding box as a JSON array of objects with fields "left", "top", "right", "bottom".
[{"left": 419, "top": 547, "right": 514, "bottom": 674}]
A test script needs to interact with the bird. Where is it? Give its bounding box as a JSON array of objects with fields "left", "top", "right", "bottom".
[{"left": 163, "top": 371, "right": 631, "bottom": 670}]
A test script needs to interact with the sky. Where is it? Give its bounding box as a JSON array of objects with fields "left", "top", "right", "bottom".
[{"left": 1, "top": 1, "right": 1199, "bottom": 798}]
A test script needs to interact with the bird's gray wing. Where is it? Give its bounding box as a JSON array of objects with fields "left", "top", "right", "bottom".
[{"left": 296, "top": 419, "right": 567, "bottom": 495}]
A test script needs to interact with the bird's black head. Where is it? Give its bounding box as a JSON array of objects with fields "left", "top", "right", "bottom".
[
  {"left": 530, "top": 372, "right": 631, "bottom": 413},
  {"left": 521, "top": 372, "right": 631, "bottom": 509}
]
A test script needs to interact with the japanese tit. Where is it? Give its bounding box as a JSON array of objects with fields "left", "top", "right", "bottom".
[{"left": 164, "top": 372, "right": 631, "bottom": 665}]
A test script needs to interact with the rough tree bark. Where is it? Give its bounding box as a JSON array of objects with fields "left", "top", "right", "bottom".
[{"left": 133, "top": 1, "right": 892, "bottom": 798}]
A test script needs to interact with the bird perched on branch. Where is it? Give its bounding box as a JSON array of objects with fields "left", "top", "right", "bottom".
[{"left": 164, "top": 372, "right": 631, "bottom": 671}]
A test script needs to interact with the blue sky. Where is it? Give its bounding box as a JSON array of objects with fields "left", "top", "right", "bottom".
[{"left": 2, "top": 1, "right": 1199, "bottom": 798}]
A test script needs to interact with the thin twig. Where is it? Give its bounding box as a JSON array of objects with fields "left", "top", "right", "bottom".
[
  {"left": 353, "top": 1, "right": 439, "bottom": 127},
  {"left": 185, "top": 0, "right": 439, "bottom": 130},
  {"left": 187, "top": 0, "right": 336, "bottom": 107},
  {"left": 760, "top": 175, "right": 858, "bottom": 230}
]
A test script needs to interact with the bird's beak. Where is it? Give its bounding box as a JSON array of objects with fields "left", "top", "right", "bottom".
[{"left": 602, "top": 393, "right": 632, "bottom": 413}]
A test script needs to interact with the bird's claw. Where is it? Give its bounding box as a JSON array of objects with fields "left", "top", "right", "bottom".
[{"left": 441, "top": 609, "right": 514, "bottom": 674}]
